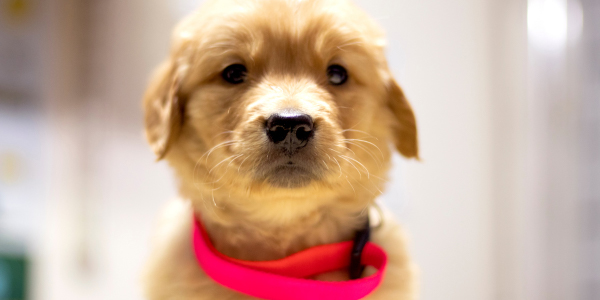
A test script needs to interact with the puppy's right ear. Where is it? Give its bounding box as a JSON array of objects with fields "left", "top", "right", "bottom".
[{"left": 143, "top": 60, "right": 183, "bottom": 160}]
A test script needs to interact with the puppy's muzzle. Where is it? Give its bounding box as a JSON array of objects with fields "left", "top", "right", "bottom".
[{"left": 266, "top": 111, "right": 314, "bottom": 153}]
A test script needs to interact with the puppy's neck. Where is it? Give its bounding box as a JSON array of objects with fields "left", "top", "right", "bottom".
[{"left": 195, "top": 197, "right": 369, "bottom": 261}]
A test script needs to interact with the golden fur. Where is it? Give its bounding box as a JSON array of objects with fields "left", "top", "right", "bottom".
[{"left": 142, "top": 0, "right": 419, "bottom": 298}]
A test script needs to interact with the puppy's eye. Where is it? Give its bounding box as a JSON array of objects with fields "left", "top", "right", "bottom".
[
  {"left": 222, "top": 64, "right": 247, "bottom": 84},
  {"left": 327, "top": 65, "right": 348, "bottom": 86}
]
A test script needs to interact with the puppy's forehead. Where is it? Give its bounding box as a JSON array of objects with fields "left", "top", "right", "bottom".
[{"left": 175, "top": 0, "right": 384, "bottom": 70}]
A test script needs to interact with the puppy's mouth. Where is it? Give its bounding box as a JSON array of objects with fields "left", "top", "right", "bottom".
[{"left": 260, "top": 157, "right": 319, "bottom": 188}]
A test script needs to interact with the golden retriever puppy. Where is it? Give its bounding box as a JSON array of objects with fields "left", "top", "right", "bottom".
[{"left": 142, "top": 0, "right": 419, "bottom": 299}]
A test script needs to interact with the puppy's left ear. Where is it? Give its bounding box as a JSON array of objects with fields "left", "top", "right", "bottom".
[
  {"left": 143, "top": 60, "right": 183, "bottom": 160},
  {"left": 387, "top": 78, "right": 419, "bottom": 159}
]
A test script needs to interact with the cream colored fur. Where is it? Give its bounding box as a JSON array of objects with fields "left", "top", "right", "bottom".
[{"left": 142, "top": 0, "right": 419, "bottom": 299}]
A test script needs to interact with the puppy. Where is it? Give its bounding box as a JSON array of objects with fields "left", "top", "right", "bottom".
[{"left": 142, "top": 0, "right": 419, "bottom": 299}]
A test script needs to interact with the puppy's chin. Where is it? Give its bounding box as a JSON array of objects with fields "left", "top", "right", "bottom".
[{"left": 265, "top": 165, "right": 316, "bottom": 188}]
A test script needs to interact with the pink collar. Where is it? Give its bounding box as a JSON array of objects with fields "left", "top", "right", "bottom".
[{"left": 192, "top": 216, "right": 388, "bottom": 300}]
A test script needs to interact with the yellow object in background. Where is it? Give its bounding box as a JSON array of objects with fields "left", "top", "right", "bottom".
[
  {"left": 2, "top": 0, "right": 31, "bottom": 24},
  {"left": 0, "top": 152, "right": 21, "bottom": 185}
]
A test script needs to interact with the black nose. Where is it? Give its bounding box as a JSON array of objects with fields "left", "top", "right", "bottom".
[{"left": 266, "top": 112, "right": 314, "bottom": 152}]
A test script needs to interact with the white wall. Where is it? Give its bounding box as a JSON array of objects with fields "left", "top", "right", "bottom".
[
  {"left": 354, "top": 1, "right": 495, "bottom": 300},
  {"left": 36, "top": 0, "right": 499, "bottom": 299},
  {"left": 37, "top": 1, "right": 178, "bottom": 300}
]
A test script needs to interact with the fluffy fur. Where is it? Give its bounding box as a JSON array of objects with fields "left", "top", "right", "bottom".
[{"left": 142, "top": 0, "right": 419, "bottom": 299}]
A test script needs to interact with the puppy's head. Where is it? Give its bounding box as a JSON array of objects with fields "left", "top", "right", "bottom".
[{"left": 144, "top": 0, "right": 417, "bottom": 209}]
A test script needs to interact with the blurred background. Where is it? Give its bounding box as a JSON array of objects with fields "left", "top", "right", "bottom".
[{"left": 0, "top": 0, "right": 597, "bottom": 299}]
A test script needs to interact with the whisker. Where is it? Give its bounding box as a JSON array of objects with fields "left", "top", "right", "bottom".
[
  {"left": 345, "top": 176, "right": 356, "bottom": 193},
  {"left": 328, "top": 147, "right": 343, "bottom": 154},
  {"left": 205, "top": 154, "right": 244, "bottom": 184},
  {"left": 370, "top": 181, "right": 384, "bottom": 195},
  {"left": 211, "top": 186, "right": 224, "bottom": 208},
  {"left": 347, "top": 119, "right": 366, "bottom": 131},
  {"left": 209, "top": 154, "right": 242, "bottom": 175},
  {"left": 344, "top": 140, "right": 382, "bottom": 169},
  {"left": 356, "top": 181, "right": 377, "bottom": 196},
  {"left": 225, "top": 154, "right": 244, "bottom": 170},
  {"left": 339, "top": 154, "right": 370, "bottom": 179},
  {"left": 337, "top": 106, "right": 355, "bottom": 111},
  {"left": 193, "top": 156, "right": 211, "bottom": 191},
  {"left": 343, "top": 139, "right": 384, "bottom": 160},
  {"left": 360, "top": 205, "right": 369, "bottom": 216},
  {"left": 341, "top": 129, "right": 379, "bottom": 140},
  {"left": 327, "top": 154, "right": 343, "bottom": 178},
  {"left": 336, "top": 145, "right": 357, "bottom": 157},
  {"left": 321, "top": 159, "right": 330, "bottom": 171},
  {"left": 212, "top": 131, "right": 235, "bottom": 141},
  {"left": 338, "top": 155, "right": 362, "bottom": 179},
  {"left": 238, "top": 155, "right": 252, "bottom": 172},
  {"left": 368, "top": 174, "right": 386, "bottom": 182},
  {"left": 202, "top": 140, "right": 237, "bottom": 163}
]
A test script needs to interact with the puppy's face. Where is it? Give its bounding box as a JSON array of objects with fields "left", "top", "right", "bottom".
[{"left": 144, "top": 0, "right": 417, "bottom": 205}]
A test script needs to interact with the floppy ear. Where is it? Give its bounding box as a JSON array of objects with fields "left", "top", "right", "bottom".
[
  {"left": 143, "top": 60, "right": 184, "bottom": 160},
  {"left": 387, "top": 78, "right": 419, "bottom": 159}
]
